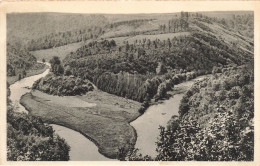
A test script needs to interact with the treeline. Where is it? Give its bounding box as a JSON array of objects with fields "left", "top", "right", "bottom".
[
  {"left": 159, "top": 11, "right": 190, "bottom": 33},
  {"left": 7, "top": 43, "right": 36, "bottom": 78},
  {"left": 156, "top": 65, "right": 254, "bottom": 161},
  {"left": 108, "top": 19, "right": 155, "bottom": 29},
  {"left": 26, "top": 18, "right": 157, "bottom": 51},
  {"left": 7, "top": 83, "right": 70, "bottom": 161}
]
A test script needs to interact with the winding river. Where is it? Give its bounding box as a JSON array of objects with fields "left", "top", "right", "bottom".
[
  {"left": 9, "top": 60, "right": 208, "bottom": 160},
  {"left": 9, "top": 62, "right": 112, "bottom": 161}
]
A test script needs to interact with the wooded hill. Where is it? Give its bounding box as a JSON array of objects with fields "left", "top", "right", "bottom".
[
  {"left": 155, "top": 65, "right": 254, "bottom": 161},
  {"left": 7, "top": 43, "right": 36, "bottom": 77},
  {"left": 46, "top": 12, "right": 253, "bottom": 102},
  {"left": 7, "top": 12, "right": 253, "bottom": 51}
]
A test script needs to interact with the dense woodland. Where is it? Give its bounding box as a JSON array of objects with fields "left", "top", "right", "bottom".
[
  {"left": 7, "top": 44, "right": 36, "bottom": 77},
  {"left": 59, "top": 29, "right": 251, "bottom": 103},
  {"left": 155, "top": 65, "right": 254, "bottom": 161}
]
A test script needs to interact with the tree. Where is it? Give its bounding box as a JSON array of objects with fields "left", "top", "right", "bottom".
[{"left": 49, "top": 56, "right": 64, "bottom": 75}]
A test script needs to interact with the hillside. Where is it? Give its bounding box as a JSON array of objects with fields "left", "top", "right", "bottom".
[
  {"left": 155, "top": 65, "right": 254, "bottom": 161},
  {"left": 6, "top": 43, "right": 47, "bottom": 84},
  {"left": 7, "top": 13, "right": 109, "bottom": 45}
]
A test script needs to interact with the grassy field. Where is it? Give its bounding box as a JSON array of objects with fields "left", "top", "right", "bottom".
[
  {"left": 20, "top": 89, "right": 142, "bottom": 159},
  {"left": 29, "top": 37, "right": 119, "bottom": 62},
  {"left": 31, "top": 42, "right": 86, "bottom": 62},
  {"left": 7, "top": 63, "right": 49, "bottom": 85}
]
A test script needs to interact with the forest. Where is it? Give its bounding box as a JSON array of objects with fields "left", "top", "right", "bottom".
[
  {"left": 49, "top": 23, "right": 252, "bottom": 103},
  {"left": 7, "top": 43, "right": 36, "bottom": 77},
  {"left": 156, "top": 65, "right": 254, "bottom": 161}
]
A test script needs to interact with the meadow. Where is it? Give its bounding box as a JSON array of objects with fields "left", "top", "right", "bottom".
[{"left": 20, "top": 89, "right": 141, "bottom": 159}]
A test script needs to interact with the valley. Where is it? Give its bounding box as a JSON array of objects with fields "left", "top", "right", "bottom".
[{"left": 6, "top": 11, "right": 254, "bottom": 161}]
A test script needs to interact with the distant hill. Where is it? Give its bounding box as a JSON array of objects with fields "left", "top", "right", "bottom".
[
  {"left": 7, "top": 13, "right": 109, "bottom": 44},
  {"left": 7, "top": 11, "right": 253, "bottom": 50}
]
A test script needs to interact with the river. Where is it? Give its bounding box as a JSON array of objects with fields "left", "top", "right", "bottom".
[
  {"left": 131, "top": 76, "right": 208, "bottom": 158},
  {"left": 9, "top": 62, "right": 113, "bottom": 161},
  {"left": 9, "top": 60, "right": 208, "bottom": 160}
]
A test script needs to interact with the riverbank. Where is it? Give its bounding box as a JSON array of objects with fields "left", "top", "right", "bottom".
[
  {"left": 20, "top": 89, "right": 142, "bottom": 159},
  {"left": 131, "top": 74, "right": 211, "bottom": 157},
  {"left": 149, "top": 75, "right": 212, "bottom": 106},
  {"left": 7, "top": 63, "right": 49, "bottom": 85}
]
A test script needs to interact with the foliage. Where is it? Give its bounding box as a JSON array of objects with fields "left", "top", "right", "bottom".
[
  {"left": 32, "top": 73, "right": 94, "bottom": 96},
  {"left": 7, "top": 43, "right": 36, "bottom": 77},
  {"left": 49, "top": 56, "right": 64, "bottom": 76},
  {"left": 62, "top": 22, "right": 252, "bottom": 101}
]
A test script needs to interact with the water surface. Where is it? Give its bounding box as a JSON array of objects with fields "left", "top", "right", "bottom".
[
  {"left": 131, "top": 76, "right": 208, "bottom": 157},
  {"left": 51, "top": 124, "right": 115, "bottom": 161}
]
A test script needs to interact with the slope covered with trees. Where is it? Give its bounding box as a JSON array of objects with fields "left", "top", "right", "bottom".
[
  {"left": 6, "top": 43, "right": 47, "bottom": 85},
  {"left": 58, "top": 13, "right": 252, "bottom": 102},
  {"left": 33, "top": 12, "right": 253, "bottom": 104},
  {"left": 7, "top": 43, "right": 37, "bottom": 77},
  {"left": 155, "top": 65, "right": 254, "bottom": 161},
  {"left": 32, "top": 56, "right": 94, "bottom": 96}
]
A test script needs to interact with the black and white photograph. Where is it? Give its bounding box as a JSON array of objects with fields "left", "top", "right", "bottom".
[{"left": 0, "top": 1, "right": 259, "bottom": 164}]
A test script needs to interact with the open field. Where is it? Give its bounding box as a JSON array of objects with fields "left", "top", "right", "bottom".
[
  {"left": 31, "top": 42, "right": 86, "bottom": 62},
  {"left": 20, "top": 89, "right": 142, "bottom": 159},
  {"left": 7, "top": 63, "right": 49, "bottom": 85}
]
